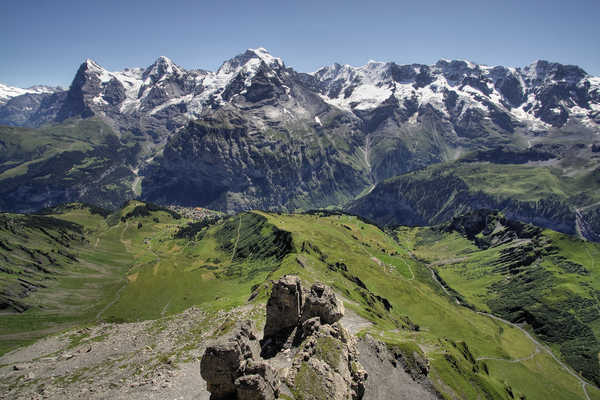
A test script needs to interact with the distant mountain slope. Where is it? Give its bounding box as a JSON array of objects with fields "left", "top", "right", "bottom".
[
  {"left": 346, "top": 147, "right": 600, "bottom": 241},
  {"left": 0, "top": 120, "right": 140, "bottom": 212},
  {"left": 0, "top": 49, "right": 598, "bottom": 213}
]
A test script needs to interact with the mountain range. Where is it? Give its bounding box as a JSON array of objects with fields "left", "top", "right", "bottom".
[
  {"left": 2, "top": 48, "right": 600, "bottom": 400},
  {"left": 0, "top": 48, "right": 599, "bottom": 239}
]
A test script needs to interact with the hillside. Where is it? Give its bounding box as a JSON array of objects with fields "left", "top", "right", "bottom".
[
  {"left": 347, "top": 148, "right": 600, "bottom": 241},
  {"left": 396, "top": 210, "right": 600, "bottom": 385},
  {"left": 1, "top": 203, "right": 599, "bottom": 399},
  {"left": 0, "top": 120, "right": 144, "bottom": 212}
]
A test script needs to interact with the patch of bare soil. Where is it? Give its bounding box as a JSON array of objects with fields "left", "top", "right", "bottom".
[{"left": 0, "top": 306, "right": 260, "bottom": 399}]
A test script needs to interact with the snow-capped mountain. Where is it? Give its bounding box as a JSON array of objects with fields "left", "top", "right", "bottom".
[
  {"left": 314, "top": 58, "right": 600, "bottom": 130},
  {"left": 1, "top": 48, "right": 599, "bottom": 226},
  {"left": 0, "top": 83, "right": 61, "bottom": 105},
  {"left": 1, "top": 48, "right": 598, "bottom": 137}
]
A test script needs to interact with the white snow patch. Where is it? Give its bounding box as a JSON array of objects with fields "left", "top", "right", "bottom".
[
  {"left": 0, "top": 83, "right": 60, "bottom": 103},
  {"left": 249, "top": 47, "right": 283, "bottom": 68},
  {"left": 85, "top": 59, "right": 112, "bottom": 83},
  {"left": 91, "top": 94, "right": 108, "bottom": 106},
  {"left": 314, "top": 116, "right": 323, "bottom": 126},
  {"left": 149, "top": 94, "right": 194, "bottom": 115}
]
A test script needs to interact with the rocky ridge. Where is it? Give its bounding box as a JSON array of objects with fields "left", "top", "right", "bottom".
[
  {"left": 201, "top": 275, "right": 366, "bottom": 400},
  {"left": 3, "top": 51, "right": 599, "bottom": 135}
]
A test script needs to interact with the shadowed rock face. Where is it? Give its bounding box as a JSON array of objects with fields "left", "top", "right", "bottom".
[
  {"left": 200, "top": 320, "right": 279, "bottom": 400},
  {"left": 263, "top": 275, "right": 304, "bottom": 339},
  {"left": 261, "top": 276, "right": 346, "bottom": 358}
]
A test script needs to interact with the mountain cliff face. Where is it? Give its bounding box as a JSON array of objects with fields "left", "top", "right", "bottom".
[{"left": 0, "top": 49, "right": 599, "bottom": 218}]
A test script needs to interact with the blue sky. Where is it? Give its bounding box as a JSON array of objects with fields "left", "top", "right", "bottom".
[{"left": 1, "top": 0, "right": 599, "bottom": 87}]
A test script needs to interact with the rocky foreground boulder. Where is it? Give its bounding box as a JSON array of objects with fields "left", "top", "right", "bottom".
[
  {"left": 261, "top": 275, "right": 345, "bottom": 357},
  {"left": 200, "top": 320, "right": 279, "bottom": 399},
  {"left": 201, "top": 275, "right": 366, "bottom": 400}
]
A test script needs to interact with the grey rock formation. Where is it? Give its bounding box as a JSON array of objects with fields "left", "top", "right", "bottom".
[
  {"left": 357, "top": 335, "right": 442, "bottom": 400},
  {"left": 235, "top": 360, "right": 280, "bottom": 400},
  {"left": 201, "top": 276, "right": 367, "bottom": 399},
  {"left": 200, "top": 320, "right": 280, "bottom": 399},
  {"left": 301, "top": 282, "right": 345, "bottom": 325},
  {"left": 260, "top": 276, "right": 367, "bottom": 399},
  {"left": 263, "top": 275, "right": 305, "bottom": 338},
  {"left": 286, "top": 314, "right": 367, "bottom": 400}
]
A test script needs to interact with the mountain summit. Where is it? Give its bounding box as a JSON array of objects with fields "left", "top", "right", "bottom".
[{"left": 1, "top": 49, "right": 598, "bottom": 133}]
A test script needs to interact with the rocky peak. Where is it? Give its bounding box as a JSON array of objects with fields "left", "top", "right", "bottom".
[
  {"left": 200, "top": 276, "right": 366, "bottom": 400},
  {"left": 142, "top": 56, "right": 183, "bottom": 82},
  {"left": 522, "top": 60, "right": 588, "bottom": 85},
  {"left": 249, "top": 47, "right": 284, "bottom": 69},
  {"left": 433, "top": 59, "right": 480, "bottom": 83},
  {"left": 79, "top": 59, "right": 111, "bottom": 83},
  {"left": 217, "top": 48, "right": 284, "bottom": 77}
]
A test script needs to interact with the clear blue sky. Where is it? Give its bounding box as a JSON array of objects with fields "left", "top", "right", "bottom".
[{"left": 1, "top": 0, "right": 599, "bottom": 88}]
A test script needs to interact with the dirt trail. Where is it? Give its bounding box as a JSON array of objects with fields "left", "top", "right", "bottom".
[
  {"left": 425, "top": 256, "right": 592, "bottom": 400},
  {"left": 230, "top": 215, "right": 243, "bottom": 262},
  {"left": 161, "top": 299, "right": 172, "bottom": 317},
  {"left": 476, "top": 346, "right": 540, "bottom": 363},
  {"left": 120, "top": 221, "right": 132, "bottom": 252},
  {"left": 476, "top": 311, "right": 591, "bottom": 400},
  {"left": 95, "top": 281, "right": 127, "bottom": 321},
  {"left": 413, "top": 228, "right": 594, "bottom": 400}
]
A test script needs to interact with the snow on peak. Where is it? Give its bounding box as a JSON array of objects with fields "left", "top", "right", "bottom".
[
  {"left": 157, "top": 55, "right": 173, "bottom": 63},
  {"left": 82, "top": 59, "right": 113, "bottom": 83},
  {"left": 249, "top": 47, "right": 284, "bottom": 68},
  {"left": 84, "top": 59, "right": 104, "bottom": 71},
  {"left": 214, "top": 48, "right": 285, "bottom": 91},
  {"left": 143, "top": 56, "right": 183, "bottom": 81},
  {"left": 522, "top": 60, "right": 587, "bottom": 84},
  {"left": 27, "top": 85, "right": 62, "bottom": 92},
  {"left": 0, "top": 82, "right": 62, "bottom": 104}
]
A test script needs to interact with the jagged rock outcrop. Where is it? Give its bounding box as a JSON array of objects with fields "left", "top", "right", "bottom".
[
  {"left": 201, "top": 276, "right": 366, "bottom": 399},
  {"left": 200, "top": 320, "right": 279, "bottom": 399},
  {"left": 263, "top": 275, "right": 304, "bottom": 339},
  {"left": 262, "top": 276, "right": 366, "bottom": 400},
  {"left": 301, "top": 282, "right": 345, "bottom": 325},
  {"left": 261, "top": 276, "right": 346, "bottom": 357},
  {"left": 286, "top": 317, "right": 367, "bottom": 400}
]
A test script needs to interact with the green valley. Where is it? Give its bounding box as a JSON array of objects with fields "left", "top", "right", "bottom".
[{"left": 1, "top": 203, "right": 599, "bottom": 399}]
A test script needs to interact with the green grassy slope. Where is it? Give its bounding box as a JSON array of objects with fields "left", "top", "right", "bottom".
[
  {"left": 0, "top": 204, "right": 597, "bottom": 399},
  {"left": 403, "top": 210, "right": 600, "bottom": 386}
]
